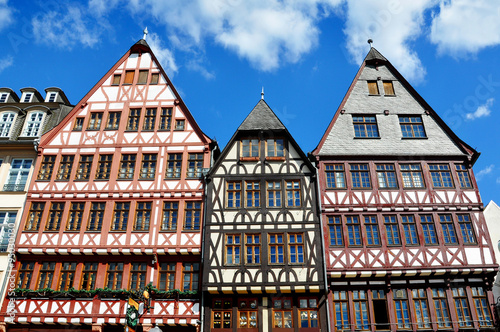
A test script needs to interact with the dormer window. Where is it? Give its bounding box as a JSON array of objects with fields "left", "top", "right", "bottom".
[
  {"left": 0, "top": 93, "right": 8, "bottom": 103},
  {"left": 22, "top": 93, "right": 33, "bottom": 103},
  {"left": 0, "top": 112, "right": 16, "bottom": 137},
  {"left": 22, "top": 111, "right": 45, "bottom": 137},
  {"left": 46, "top": 92, "right": 58, "bottom": 102}
]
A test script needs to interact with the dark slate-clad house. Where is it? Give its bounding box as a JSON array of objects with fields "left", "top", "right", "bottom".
[
  {"left": 202, "top": 99, "right": 327, "bottom": 332},
  {"left": 313, "top": 47, "right": 497, "bottom": 331}
]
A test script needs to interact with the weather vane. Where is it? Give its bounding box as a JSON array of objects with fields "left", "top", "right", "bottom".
[
  {"left": 367, "top": 39, "right": 373, "bottom": 47},
  {"left": 143, "top": 27, "right": 148, "bottom": 40},
  {"left": 261, "top": 87, "right": 264, "bottom": 100}
]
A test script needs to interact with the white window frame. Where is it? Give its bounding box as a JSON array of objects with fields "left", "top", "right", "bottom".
[
  {"left": 4, "top": 159, "right": 33, "bottom": 191},
  {"left": 21, "top": 111, "right": 45, "bottom": 137},
  {"left": 46, "top": 92, "right": 58, "bottom": 102},
  {"left": 0, "top": 111, "right": 17, "bottom": 137},
  {"left": 0, "top": 212, "right": 17, "bottom": 252},
  {"left": 22, "top": 93, "right": 33, "bottom": 103},
  {"left": 0, "top": 93, "right": 9, "bottom": 103}
]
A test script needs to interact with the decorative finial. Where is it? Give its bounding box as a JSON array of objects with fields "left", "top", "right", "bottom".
[
  {"left": 261, "top": 87, "right": 264, "bottom": 100},
  {"left": 367, "top": 39, "right": 373, "bottom": 47},
  {"left": 143, "top": 27, "right": 148, "bottom": 40}
]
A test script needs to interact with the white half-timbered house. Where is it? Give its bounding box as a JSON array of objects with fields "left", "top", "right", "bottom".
[{"left": 202, "top": 99, "right": 327, "bottom": 332}]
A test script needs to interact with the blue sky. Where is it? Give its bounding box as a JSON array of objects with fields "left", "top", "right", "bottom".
[{"left": 0, "top": 0, "right": 499, "bottom": 205}]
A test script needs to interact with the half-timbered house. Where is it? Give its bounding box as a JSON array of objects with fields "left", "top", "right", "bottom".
[
  {"left": 312, "top": 47, "right": 497, "bottom": 331},
  {"left": 0, "top": 39, "right": 215, "bottom": 332},
  {"left": 202, "top": 99, "right": 327, "bottom": 332},
  {"left": 0, "top": 87, "right": 72, "bottom": 309}
]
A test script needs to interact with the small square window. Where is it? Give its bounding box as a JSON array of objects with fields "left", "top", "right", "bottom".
[
  {"left": 175, "top": 119, "right": 185, "bottom": 131},
  {"left": 124, "top": 71, "right": 134, "bottom": 84},
  {"left": 138, "top": 70, "right": 148, "bottom": 84},
  {"left": 367, "top": 81, "right": 379, "bottom": 95},
  {"left": 353, "top": 115, "right": 379, "bottom": 138},
  {"left": 150, "top": 73, "right": 160, "bottom": 84},
  {"left": 112, "top": 74, "right": 121, "bottom": 85}
]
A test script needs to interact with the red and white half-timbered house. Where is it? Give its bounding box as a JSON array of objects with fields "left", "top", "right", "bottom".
[
  {"left": 313, "top": 47, "right": 497, "bottom": 332},
  {"left": 1, "top": 39, "right": 215, "bottom": 332}
]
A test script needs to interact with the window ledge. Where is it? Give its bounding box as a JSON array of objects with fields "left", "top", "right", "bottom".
[
  {"left": 383, "top": 94, "right": 396, "bottom": 97},
  {"left": 266, "top": 156, "right": 285, "bottom": 161},
  {"left": 353, "top": 137, "right": 381, "bottom": 139},
  {"left": 240, "top": 157, "right": 259, "bottom": 161},
  {"left": 367, "top": 94, "right": 381, "bottom": 96},
  {"left": 401, "top": 137, "right": 428, "bottom": 140}
]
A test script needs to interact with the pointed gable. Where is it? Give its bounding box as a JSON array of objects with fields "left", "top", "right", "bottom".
[
  {"left": 314, "top": 47, "right": 478, "bottom": 162},
  {"left": 237, "top": 99, "right": 286, "bottom": 131}
]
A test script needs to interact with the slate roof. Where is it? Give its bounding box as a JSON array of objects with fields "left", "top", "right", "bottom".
[
  {"left": 237, "top": 99, "right": 286, "bottom": 131},
  {"left": 313, "top": 47, "right": 478, "bottom": 162},
  {"left": 364, "top": 47, "right": 387, "bottom": 62}
]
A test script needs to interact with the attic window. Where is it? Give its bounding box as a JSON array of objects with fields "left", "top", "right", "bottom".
[
  {"left": 138, "top": 70, "right": 148, "bottom": 84},
  {"left": 22, "top": 93, "right": 33, "bottom": 103},
  {"left": 174, "top": 119, "right": 185, "bottom": 131},
  {"left": 0, "top": 93, "right": 8, "bottom": 103},
  {"left": 150, "top": 73, "right": 159, "bottom": 84},
  {"left": 367, "top": 81, "right": 379, "bottom": 95},
  {"left": 112, "top": 74, "right": 121, "bottom": 85},
  {"left": 383, "top": 81, "right": 395, "bottom": 96},
  {"left": 399, "top": 116, "right": 426, "bottom": 138},
  {"left": 241, "top": 139, "right": 259, "bottom": 158},
  {"left": 266, "top": 138, "right": 284, "bottom": 158},
  {"left": 22, "top": 111, "right": 45, "bottom": 137},
  {"left": 47, "top": 92, "right": 58, "bottom": 102},
  {"left": 0, "top": 111, "right": 16, "bottom": 137}
]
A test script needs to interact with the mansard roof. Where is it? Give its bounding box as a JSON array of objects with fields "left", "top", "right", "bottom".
[
  {"left": 237, "top": 99, "right": 286, "bottom": 131},
  {"left": 41, "top": 38, "right": 212, "bottom": 146},
  {"left": 313, "top": 47, "right": 479, "bottom": 164}
]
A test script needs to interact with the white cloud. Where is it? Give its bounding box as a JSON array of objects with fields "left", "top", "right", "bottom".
[
  {"left": 476, "top": 164, "right": 494, "bottom": 181},
  {"left": 87, "top": 0, "right": 120, "bottom": 17},
  {"left": 466, "top": 98, "right": 494, "bottom": 120},
  {"left": 497, "top": 177, "right": 500, "bottom": 185},
  {"left": 0, "top": 56, "right": 13, "bottom": 73},
  {"left": 0, "top": 0, "right": 14, "bottom": 31},
  {"left": 32, "top": 4, "right": 100, "bottom": 49},
  {"left": 147, "top": 33, "right": 179, "bottom": 78},
  {"left": 127, "top": 0, "right": 343, "bottom": 71},
  {"left": 430, "top": 0, "right": 500, "bottom": 56},
  {"left": 343, "top": 0, "right": 437, "bottom": 84}
]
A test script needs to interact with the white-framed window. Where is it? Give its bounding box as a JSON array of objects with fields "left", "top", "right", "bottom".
[
  {"left": 0, "top": 212, "right": 17, "bottom": 252},
  {"left": 22, "top": 111, "right": 45, "bottom": 137},
  {"left": 46, "top": 92, "right": 58, "bottom": 102},
  {"left": 0, "top": 93, "right": 9, "bottom": 103},
  {"left": 4, "top": 159, "right": 32, "bottom": 191},
  {"left": 0, "top": 111, "right": 16, "bottom": 137},
  {"left": 22, "top": 93, "right": 33, "bottom": 103}
]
